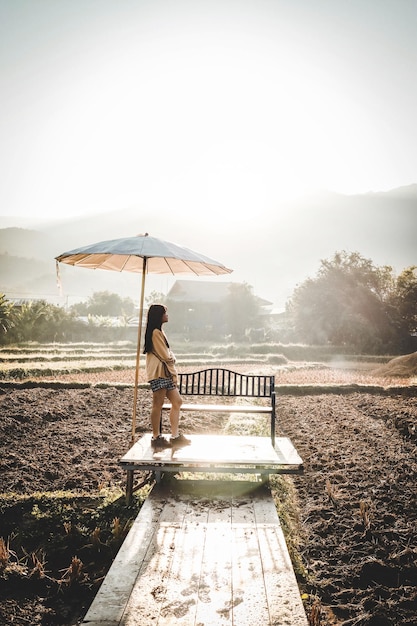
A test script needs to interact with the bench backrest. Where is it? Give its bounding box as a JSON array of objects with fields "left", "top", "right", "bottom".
[{"left": 177, "top": 368, "right": 275, "bottom": 399}]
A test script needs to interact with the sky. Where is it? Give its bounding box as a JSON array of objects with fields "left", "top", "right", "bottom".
[{"left": 1, "top": 0, "right": 416, "bottom": 223}]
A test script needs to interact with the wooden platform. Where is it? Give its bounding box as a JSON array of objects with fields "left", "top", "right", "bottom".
[
  {"left": 120, "top": 434, "right": 304, "bottom": 479},
  {"left": 81, "top": 479, "right": 308, "bottom": 626}
]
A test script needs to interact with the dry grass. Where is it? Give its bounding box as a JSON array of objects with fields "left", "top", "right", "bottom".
[
  {"left": 371, "top": 351, "right": 417, "bottom": 378},
  {"left": 29, "top": 362, "right": 416, "bottom": 388},
  {"left": 0, "top": 537, "right": 10, "bottom": 570},
  {"left": 59, "top": 556, "right": 85, "bottom": 587},
  {"left": 1, "top": 343, "right": 416, "bottom": 388}
]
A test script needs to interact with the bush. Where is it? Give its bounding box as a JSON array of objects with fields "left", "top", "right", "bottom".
[{"left": 266, "top": 354, "right": 288, "bottom": 365}]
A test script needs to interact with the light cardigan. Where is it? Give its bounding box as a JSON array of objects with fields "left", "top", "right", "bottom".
[{"left": 145, "top": 328, "right": 178, "bottom": 385}]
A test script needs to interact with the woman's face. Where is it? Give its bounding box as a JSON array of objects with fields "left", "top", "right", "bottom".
[{"left": 162, "top": 308, "right": 168, "bottom": 324}]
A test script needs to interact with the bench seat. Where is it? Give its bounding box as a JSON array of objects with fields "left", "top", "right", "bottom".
[{"left": 162, "top": 402, "right": 272, "bottom": 414}]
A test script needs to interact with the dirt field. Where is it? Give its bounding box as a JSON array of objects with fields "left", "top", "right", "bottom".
[{"left": 0, "top": 364, "right": 416, "bottom": 625}]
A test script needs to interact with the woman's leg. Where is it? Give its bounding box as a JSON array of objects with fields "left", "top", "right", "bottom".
[
  {"left": 165, "top": 387, "right": 183, "bottom": 438},
  {"left": 150, "top": 388, "right": 166, "bottom": 438}
]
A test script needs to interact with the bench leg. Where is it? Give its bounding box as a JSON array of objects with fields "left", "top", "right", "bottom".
[
  {"left": 271, "top": 411, "right": 276, "bottom": 447},
  {"left": 271, "top": 395, "right": 277, "bottom": 447},
  {"left": 126, "top": 470, "right": 134, "bottom": 504}
]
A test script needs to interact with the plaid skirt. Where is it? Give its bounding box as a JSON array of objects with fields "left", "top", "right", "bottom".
[{"left": 149, "top": 377, "right": 176, "bottom": 392}]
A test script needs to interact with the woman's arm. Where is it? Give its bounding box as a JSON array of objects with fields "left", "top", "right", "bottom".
[
  {"left": 152, "top": 329, "right": 175, "bottom": 364},
  {"left": 150, "top": 329, "right": 177, "bottom": 383}
]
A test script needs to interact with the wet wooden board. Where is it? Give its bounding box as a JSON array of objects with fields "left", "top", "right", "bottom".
[
  {"left": 120, "top": 434, "right": 303, "bottom": 474},
  {"left": 82, "top": 479, "right": 308, "bottom": 626}
]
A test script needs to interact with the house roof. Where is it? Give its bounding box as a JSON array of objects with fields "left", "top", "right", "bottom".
[{"left": 166, "top": 280, "right": 272, "bottom": 306}]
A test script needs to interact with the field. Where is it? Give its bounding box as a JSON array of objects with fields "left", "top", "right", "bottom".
[{"left": 0, "top": 344, "right": 416, "bottom": 625}]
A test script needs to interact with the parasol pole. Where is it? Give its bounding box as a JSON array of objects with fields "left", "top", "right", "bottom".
[{"left": 131, "top": 256, "right": 147, "bottom": 443}]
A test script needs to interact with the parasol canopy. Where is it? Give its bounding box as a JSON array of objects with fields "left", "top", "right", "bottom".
[
  {"left": 56, "top": 233, "right": 232, "bottom": 441},
  {"left": 55, "top": 234, "right": 231, "bottom": 275}
]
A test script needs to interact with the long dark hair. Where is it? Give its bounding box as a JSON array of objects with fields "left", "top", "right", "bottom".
[{"left": 143, "top": 304, "right": 169, "bottom": 353}]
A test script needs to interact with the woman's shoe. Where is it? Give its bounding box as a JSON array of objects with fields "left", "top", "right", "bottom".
[
  {"left": 170, "top": 433, "right": 191, "bottom": 448},
  {"left": 151, "top": 435, "right": 172, "bottom": 449}
]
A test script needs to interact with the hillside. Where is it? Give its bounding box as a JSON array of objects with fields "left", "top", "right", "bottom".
[{"left": 0, "top": 185, "right": 416, "bottom": 306}]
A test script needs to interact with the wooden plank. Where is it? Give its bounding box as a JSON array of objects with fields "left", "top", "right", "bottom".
[
  {"left": 121, "top": 496, "right": 191, "bottom": 626},
  {"left": 229, "top": 489, "right": 269, "bottom": 626},
  {"left": 252, "top": 495, "right": 310, "bottom": 625},
  {"left": 81, "top": 495, "right": 165, "bottom": 625},
  {"left": 156, "top": 496, "right": 209, "bottom": 626},
  {"left": 257, "top": 526, "right": 308, "bottom": 626},
  {"left": 83, "top": 480, "right": 308, "bottom": 626},
  {"left": 194, "top": 493, "right": 233, "bottom": 625}
]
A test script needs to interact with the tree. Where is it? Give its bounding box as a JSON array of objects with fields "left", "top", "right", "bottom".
[
  {"left": 0, "top": 293, "right": 15, "bottom": 342},
  {"left": 223, "top": 283, "right": 260, "bottom": 341},
  {"left": 145, "top": 291, "right": 166, "bottom": 307},
  {"left": 391, "top": 266, "right": 417, "bottom": 335},
  {"left": 287, "top": 251, "right": 404, "bottom": 353},
  {"left": 71, "top": 291, "right": 135, "bottom": 317},
  {"left": 8, "top": 300, "right": 81, "bottom": 343},
  {"left": 9, "top": 300, "right": 49, "bottom": 342}
]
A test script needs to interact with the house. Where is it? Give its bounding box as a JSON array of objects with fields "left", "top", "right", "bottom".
[{"left": 165, "top": 280, "right": 273, "bottom": 340}]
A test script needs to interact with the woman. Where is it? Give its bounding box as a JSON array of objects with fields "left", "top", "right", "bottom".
[{"left": 143, "top": 304, "right": 190, "bottom": 449}]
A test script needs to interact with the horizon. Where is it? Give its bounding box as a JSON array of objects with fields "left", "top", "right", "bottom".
[
  {"left": 0, "top": 183, "right": 415, "bottom": 310},
  {"left": 1, "top": 182, "right": 416, "bottom": 228}
]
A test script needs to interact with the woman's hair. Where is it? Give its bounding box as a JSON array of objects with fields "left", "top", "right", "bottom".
[{"left": 143, "top": 304, "right": 169, "bottom": 353}]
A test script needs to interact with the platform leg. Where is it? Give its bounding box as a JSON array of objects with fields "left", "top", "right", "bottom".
[{"left": 126, "top": 470, "right": 134, "bottom": 504}]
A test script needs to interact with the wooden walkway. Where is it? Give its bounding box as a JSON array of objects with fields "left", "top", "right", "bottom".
[{"left": 81, "top": 478, "right": 308, "bottom": 626}]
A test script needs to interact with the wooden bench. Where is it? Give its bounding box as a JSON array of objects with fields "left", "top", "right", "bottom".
[
  {"left": 120, "top": 368, "right": 303, "bottom": 501},
  {"left": 162, "top": 367, "right": 277, "bottom": 445}
]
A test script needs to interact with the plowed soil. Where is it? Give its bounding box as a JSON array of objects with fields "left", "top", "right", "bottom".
[{"left": 0, "top": 366, "right": 416, "bottom": 625}]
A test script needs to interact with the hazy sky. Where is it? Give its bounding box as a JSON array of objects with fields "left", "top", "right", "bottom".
[{"left": 1, "top": 0, "right": 416, "bottom": 222}]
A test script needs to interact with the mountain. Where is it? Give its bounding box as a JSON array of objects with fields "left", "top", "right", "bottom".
[{"left": 0, "top": 185, "right": 416, "bottom": 308}]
